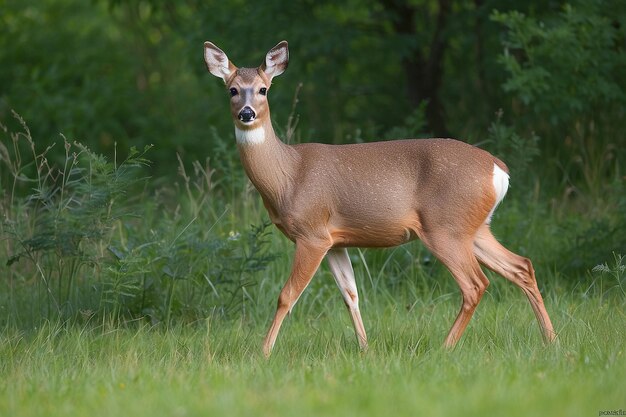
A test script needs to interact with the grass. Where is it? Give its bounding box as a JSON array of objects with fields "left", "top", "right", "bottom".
[{"left": 1, "top": 284, "right": 624, "bottom": 417}]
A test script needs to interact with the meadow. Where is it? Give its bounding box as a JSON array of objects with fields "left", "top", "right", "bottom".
[{"left": 1, "top": 282, "right": 624, "bottom": 417}]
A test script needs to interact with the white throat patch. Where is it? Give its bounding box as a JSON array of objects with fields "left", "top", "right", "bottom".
[{"left": 235, "top": 126, "right": 266, "bottom": 145}]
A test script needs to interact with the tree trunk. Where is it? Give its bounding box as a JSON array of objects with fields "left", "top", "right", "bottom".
[{"left": 381, "top": 0, "right": 452, "bottom": 136}]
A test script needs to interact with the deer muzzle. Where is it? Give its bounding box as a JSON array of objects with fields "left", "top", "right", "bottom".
[{"left": 238, "top": 106, "right": 256, "bottom": 123}]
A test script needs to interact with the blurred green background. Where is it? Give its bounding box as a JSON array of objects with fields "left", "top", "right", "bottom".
[{"left": 2, "top": 0, "right": 624, "bottom": 174}]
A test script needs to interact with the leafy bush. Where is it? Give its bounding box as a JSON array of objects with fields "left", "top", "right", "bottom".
[
  {"left": 484, "top": 109, "right": 540, "bottom": 180},
  {"left": 492, "top": 2, "right": 626, "bottom": 126},
  {"left": 1, "top": 114, "right": 276, "bottom": 326},
  {"left": 2, "top": 111, "right": 144, "bottom": 318},
  {"left": 492, "top": 1, "right": 625, "bottom": 199},
  {"left": 105, "top": 218, "right": 277, "bottom": 324}
]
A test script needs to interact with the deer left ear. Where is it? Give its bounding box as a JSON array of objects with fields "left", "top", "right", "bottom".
[{"left": 261, "top": 41, "right": 289, "bottom": 81}]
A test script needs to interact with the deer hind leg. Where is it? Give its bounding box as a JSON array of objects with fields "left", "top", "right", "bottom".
[
  {"left": 473, "top": 224, "right": 556, "bottom": 343},
  {"left": 263, "top": 239, "right": 330, "bottom": 358},
  {"left": 326, "top": 248, "right": 368, "bottom": 351},
  {"left": 422, "top": 234, "right": 491, "bottom": 348}
]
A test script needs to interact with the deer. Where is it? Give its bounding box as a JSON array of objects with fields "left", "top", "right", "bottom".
[{"left": 203, "top": 40, "right": 556, "bottom": 358}]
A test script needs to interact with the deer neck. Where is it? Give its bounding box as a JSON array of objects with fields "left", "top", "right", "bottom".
[{"left": 235, "top": 118, "right": 298, "bottom": 206}]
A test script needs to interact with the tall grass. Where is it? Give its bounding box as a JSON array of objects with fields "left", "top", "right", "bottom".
[{"left": 0, "top": 113, "right": 277, "bottom": 327}]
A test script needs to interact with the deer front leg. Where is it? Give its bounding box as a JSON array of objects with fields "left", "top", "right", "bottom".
[
  {"left": 263, "top": 239, "right": 330, "bottom": 358},
  {"left": 326, "top": 248, "right": 368, "bottom": 351}
]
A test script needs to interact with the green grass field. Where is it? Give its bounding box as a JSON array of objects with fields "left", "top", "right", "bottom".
[{"left": 2, "top": 283, "right": 624, "bottom": 417}]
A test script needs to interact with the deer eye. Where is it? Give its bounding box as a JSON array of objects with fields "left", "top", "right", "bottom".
[
  {"left": 259, "top": 87, "right": 267, "bottom": 96},
  {"left": 229, "top": 88, "right": 238, "bottom": 97}
]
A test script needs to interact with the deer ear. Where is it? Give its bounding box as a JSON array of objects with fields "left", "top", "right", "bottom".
[
  {"left": 261, "top": 41, "right": 289, "bottom": 81},
  {"left": 204, "top": 41, "right": 236, "bottom": 83}
]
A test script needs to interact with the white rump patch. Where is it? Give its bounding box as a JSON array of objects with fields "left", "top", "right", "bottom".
[
  {"left": 486, "top": 163, "right": 510, "bottom": 223},
  {"left": 235, "top": 126, "right": 265, "bottom": 145}
]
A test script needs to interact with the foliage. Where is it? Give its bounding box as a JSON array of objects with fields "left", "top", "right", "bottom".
[
  {"left": 484, "top": 109, "right": 540, "bottom": 179},
  {"left": 0, "top": 0, "right": 559, "bottom": 162},
  {"left": 0, "top": 0, "right": 217, "bottom": 170},
  {"left": 2, "top": 111, "right": 151, "bottom": 318},
  {"left": 491, "top": 1, "right": 625, "bottom": 200},
  {"left": 2, "top": 1, "right": 622, "bottom": 196},
  {"left": 385, "top": 101, "right": 430, "bottom": 139},
  {"left": 558, "top": 186, "right": 626, "bottom": 274},
  {"left": 104, "top": 218, "right": 277, "bottom": 324},
  {"left": 1, "top": 114, "right": 276, "bottom": 326},
  {"left": 492, "top": 2, "right": 626, "bottom": 126},
  {"left": 589, "top": 253, "right": 625, "bottom": 300}
]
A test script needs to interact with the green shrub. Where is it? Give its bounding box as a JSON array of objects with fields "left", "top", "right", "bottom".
[
  {"left": 1, "top": 113, "right": 276, "bottom": 327},
  {"left": 492, "top": 2, "right": 625, "bottom": 199}
]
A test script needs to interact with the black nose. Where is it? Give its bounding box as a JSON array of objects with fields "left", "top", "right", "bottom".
[{"left": 238, "top": 106, "right": 256, "bottom": 123}]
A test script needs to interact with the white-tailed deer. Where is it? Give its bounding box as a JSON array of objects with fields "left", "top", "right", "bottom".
[{"left": 204, "top": 40, "right": 556, "bottom": 357}]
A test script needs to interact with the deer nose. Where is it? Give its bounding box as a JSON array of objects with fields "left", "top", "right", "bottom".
[{"left": 238, "top": 106, "right": 256, "bottom": 123}]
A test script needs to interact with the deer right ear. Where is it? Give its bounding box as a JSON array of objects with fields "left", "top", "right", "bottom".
[
  {"left": 262, "top": 41, "right": 289, "bottom": 82},
  {"left": 204, "top": 41, "right": 236, "bottom": 83}
]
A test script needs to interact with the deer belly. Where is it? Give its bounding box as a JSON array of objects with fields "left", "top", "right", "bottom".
[{"left": 329, "top": 216, "right": 418, "bottom": 248}]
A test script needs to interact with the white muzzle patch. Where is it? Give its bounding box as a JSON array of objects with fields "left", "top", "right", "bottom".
[{"left": 235, "top": 126, "right": 266, "bottom": 145}]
